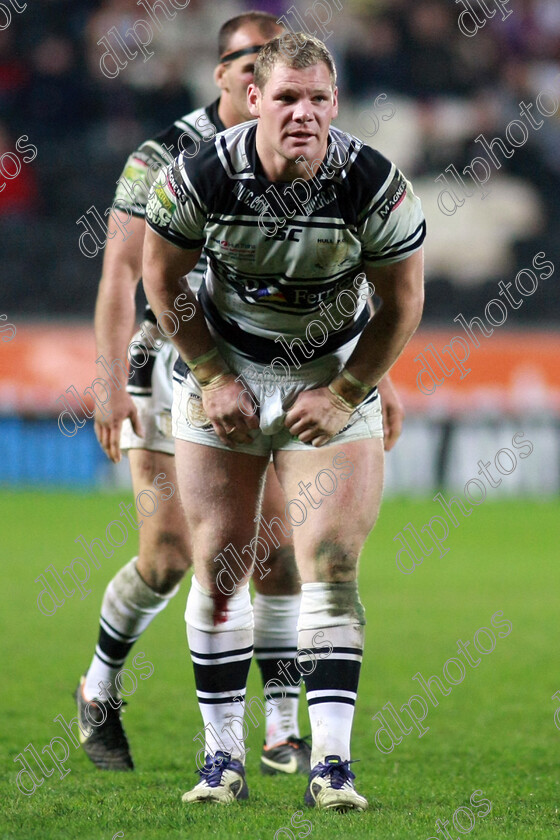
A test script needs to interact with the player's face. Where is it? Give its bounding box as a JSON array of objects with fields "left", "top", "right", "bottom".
[
  {"left": 248, "top": 62, "right": 338, "bottom": 178},
  {"left": 216, "top": 23, "right": 283, "bottom": 123}
]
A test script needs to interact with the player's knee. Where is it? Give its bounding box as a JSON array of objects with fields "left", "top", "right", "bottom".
[
  {"left": 141, "top": 531, "right": 190, "bottom": 593},
  {"left": 254, "top": 546, "right": 300, "bottom": 593},
  {"left": 269, "top": 545, "right": 299, "bottom": 582},
  {"left": 313, "top": 539, "right": 358, "bottom": 582}
]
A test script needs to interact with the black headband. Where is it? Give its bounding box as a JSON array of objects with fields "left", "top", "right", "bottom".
[{"left": 219, "top": 44, "right": 263, "bottom": 64}]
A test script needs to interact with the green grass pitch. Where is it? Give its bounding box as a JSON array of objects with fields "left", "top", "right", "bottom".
[{"left": 1, "top": 490, "right": 559, "bottom": 839}]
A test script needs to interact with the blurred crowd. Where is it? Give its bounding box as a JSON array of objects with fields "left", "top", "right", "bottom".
[{"left": 1, "top": 0, "right": 559, "bottom": 320}]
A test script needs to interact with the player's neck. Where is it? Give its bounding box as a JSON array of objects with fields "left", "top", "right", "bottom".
[
  {"left": 256, "top": 139, "right": 326, "bottom": 183},
  {"left": 218, "top": 97, "right": 250, "bottom": 130}
]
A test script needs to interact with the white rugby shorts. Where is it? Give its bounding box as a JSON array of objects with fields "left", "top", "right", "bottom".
[{"left": 172, "top": 337, "right": 384, "bottom": 455}]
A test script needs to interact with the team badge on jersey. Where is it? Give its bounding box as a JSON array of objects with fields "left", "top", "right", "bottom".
[{"left": 315, "top": 238, "right": 349, "bottom": 269}]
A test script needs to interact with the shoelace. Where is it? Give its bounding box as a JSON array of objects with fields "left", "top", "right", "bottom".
[
  {"left": 199, "top": 751, "right": 232, "bottom": 787},
  {"left": 315, "top": 758, "right": 359, "bottom": 790}
]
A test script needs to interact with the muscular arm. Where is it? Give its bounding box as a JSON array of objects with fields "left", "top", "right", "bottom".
[
  {"left": 341, "top": 249, "right": 424, "bottom": 390},
  {"left": 286, "top": 249, "right": 424, "bottom": 447},
  {"left": 93, "top": 211, "right": 145, "bottom": 463},
  {"left": 142, "top": 226, "right": 207, "bottom": 358},
  {"left": 366, "top": 295, "right": 405, "bottom": 452}
]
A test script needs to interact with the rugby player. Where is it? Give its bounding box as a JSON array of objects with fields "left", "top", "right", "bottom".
[
  {"left": 142, "top": 34, "right": 425, "bottom": 811},
  {"left": 77, "top": 12, "right": 318, "bottom": 776}
]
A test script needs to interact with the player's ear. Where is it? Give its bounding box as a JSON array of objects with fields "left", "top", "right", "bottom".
[
  {"left": 247, "top": 83, "right": 260, "bottom": 117},
  {"left": 331, "top": 86, "right": 339, "bottom": 120},
  {"left": 214, "top": 62, "right": 227, "bottom": 91}
]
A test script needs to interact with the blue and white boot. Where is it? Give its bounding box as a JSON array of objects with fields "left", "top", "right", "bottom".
[
  {"left": 304, "top": 755, "right": 367, "bottom": 812},
  {"left": 182, "top": 751, "right": 249, "bottom": 804}
]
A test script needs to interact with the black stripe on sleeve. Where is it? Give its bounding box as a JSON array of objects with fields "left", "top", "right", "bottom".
[{"left": 146, "top": 220, "right": 204, "bottom": 250}]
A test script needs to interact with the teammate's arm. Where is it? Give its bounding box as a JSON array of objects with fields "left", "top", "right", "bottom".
[
  {"left": 142, "top": 227, "right": 259, "bottom": 446},
  {"left": 93, "top": 211, "right": 146, "bottom": 464}
]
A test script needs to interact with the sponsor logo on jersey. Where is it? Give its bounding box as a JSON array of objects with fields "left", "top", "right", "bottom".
[
  {"left": 302, "top": 184, "right": 337, "bottom": 217},
  {"left": 232, "top": 181, "right": 271, "bottom": 215},
  {"left": 229, "top": 275, "right": 287, "bottom": 304},
  {"left": 270, "top": 227, "right": 303, "bottom": 242},
  {"left": 154, "top": 184, "right": 175, "bottom": 213},
  {"left": 218, "top": 239, "right": 256, "bottom": 262},
  {"left": 146, "top": 186, "right": 175, "bottom": 229},
  {"left": 168, "top": 168, "right": 188, "bottom": 204},
  {"left": 124, "top": 163, "right": 148, "bottom": 182},
  {"left": 255, "top": 287, "right": 287, "bottom": 303},
  {"left": 292, "top": 287, "right": 331, "bottom": 305},
  {"left": 377, "top": 173, "right": 406, "bottom": 220}
]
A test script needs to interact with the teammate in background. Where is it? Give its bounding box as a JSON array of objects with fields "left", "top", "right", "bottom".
[{"left": 143, "top": 35, "right": 424, "bottom": 811}]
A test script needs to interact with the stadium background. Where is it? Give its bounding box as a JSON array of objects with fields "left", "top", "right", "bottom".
[
  {"left": 1, "top": 0, "right": 559, "bottom": 494},
  {"left": 2, "top": 3, "right": 560, "bottom": 839}
]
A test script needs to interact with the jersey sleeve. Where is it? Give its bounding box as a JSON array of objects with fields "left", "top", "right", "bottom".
[
  {"left": 357, "top": 165, "right": 426, "bottom": 266},
  {"left": 113, "top": 136, "right": 177, "bottom": 218},
  {"left": 145, "top": 157, "right": 206, "bottom": 250},
  {"left": 112, "top": 119, "right": 197, "bottom": 218},
  {"left": 113, "top": 150, "right": 153, "bottom": 217}
]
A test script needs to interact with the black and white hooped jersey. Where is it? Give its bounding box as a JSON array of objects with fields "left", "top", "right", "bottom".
[
  {"left": 146, "top": 121, "right": 426, "bottom": 365},
  {"left": 114, "top": 99, "right": 225, "bottom": 300}
]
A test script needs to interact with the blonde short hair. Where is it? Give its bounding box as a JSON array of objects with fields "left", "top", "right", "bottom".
[{"left": 253, "top": 33, "right": 337, "bottom": 91}]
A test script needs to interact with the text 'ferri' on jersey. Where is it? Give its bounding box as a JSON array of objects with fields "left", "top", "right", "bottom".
[
  {"left": 145, "top": 121, "right": 426, "bottom": 367},
  {"left": 113, "top": 98, "right": 225, "bottom": 301}
]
